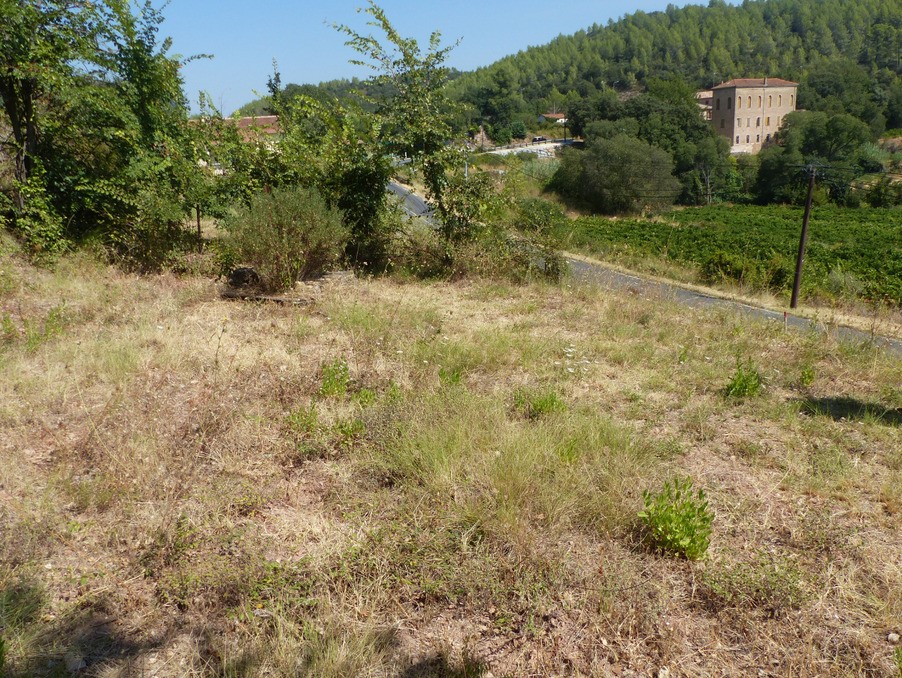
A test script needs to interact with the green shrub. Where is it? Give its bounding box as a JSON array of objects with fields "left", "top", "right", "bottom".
[
  {"left": 701, "top": 250, "right": 758, "bottom": 286},
  {"left": 516, "top": 197, "right": 566, "bottom": 233},
  {"left": 639, "top": 476, "right": 713, "bottom": 560},
  {"left": 319, "top": 359, "right": 350, "bottom": 398},
  {"left": 11, "top": 172, "right": 69, "bottom": 259},
  {"left": 724, "top": 359, "right": 763, "bottom": 398},
  {"left": 223, "top": 186, "right": 348, "bottom": 291}
]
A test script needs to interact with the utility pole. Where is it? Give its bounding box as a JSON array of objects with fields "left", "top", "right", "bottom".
[{"left": 790, "top": 165, "right": 817, "bottom": 309}]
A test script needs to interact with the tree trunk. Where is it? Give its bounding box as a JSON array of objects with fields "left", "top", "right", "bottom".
[{"left": 0, "top": 76, "right": 38, "bottom": 212}]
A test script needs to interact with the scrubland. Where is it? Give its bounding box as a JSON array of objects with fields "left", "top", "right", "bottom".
[{"left": 1, "top": 244, "right": 900, "bottom": 676}]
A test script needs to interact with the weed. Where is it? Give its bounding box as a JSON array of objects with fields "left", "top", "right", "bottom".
[
  {"left": 287, "top": 405, "right": 319, "bottom": 435},
  {"left": 730, "top": 438, "right": 763, "bottom": 460},
  {"left": 798, "top": 364, "right": 816, "bottom": 388},
  {"left": 894, "top": 647, "right": 902, "bottom": 676},
  {"left": 334, "top": 418, "right": 366, "bottom": 448},
  {"left": 23, "top": 304, "right": 67, "bottom": 352},
  {"left": 319, "top": 359, "right": 350, "bottom": 398},
  {"left": 639, "top": 476, "right": 713, "bottom": 560},
  {"left": 513, "top": 388, "right": 566, "bottom": 419},
  {"left": 438, "top": 365, "right": 463, "bottom": 386},
  {"left": 724, "top": 359, "right": 763, "bottom": 398},
  {"left": 1, "top": 312, "right": 16, "bottom": 343},
  {"left": 352, "top": 387, "right": 377, "bottom": 407}
]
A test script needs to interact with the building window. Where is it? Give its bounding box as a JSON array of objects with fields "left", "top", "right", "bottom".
[
  {"left": 747, "top": 96, "right": 751, "bottom": 107},
  {"left": 727, "top": 97, "right": 731, "bottom": 109},
  {"left": 758, "top": 96, "right": 762, "bottom": 106},
  {"left": 766, "top": 116, "right": 770, "bottom": 126},
  {"left": 716, "top": 98, "right": 720, "bottom": 110},
  {"left": 790, "top": 94, "right": 794, "bottom": 107},
  {"left": 746, "top": 135, "right": 750, "bottom": 143},
  {"left": 720, "top": 119, "right": 725, "bottom": 128},
  {"left": 756, "top": 117, "right": 760, "bottom": 127},
  {"left": 756, "top": 134, "right": 760, "bottom": 142},
  {"left": 768, "top": 95, "right": 772, "bottom": 106},
  {"left": 736, "top": 136, "right": 740, "bottom": 143},
  {"left": 737, "top": 96, "right": 742, "bottom": 109},
  {"left": 766, "top": 134, "right": 771, "bottom": 141},
  {"left": 747, "top": 118, "right": 750, "bottom": 127},
  {"left": 737, "top": 118, "right": 741, "bottom": 127},
  {"left": 779, "top": 94, "right": 782, "bottom": 106}
]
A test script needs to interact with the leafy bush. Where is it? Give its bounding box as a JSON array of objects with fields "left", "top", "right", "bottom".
[
  {"left": 639, "top": 476, "right": 713, "bottom": 560},
  {"left": 10, "top": 173, "right": 68, "bottom": 259},
  {"left": 223, "top": 186, "right": 348, "bottom": 291},
  {"left": 390, "top": 222, "right": 565, "bottom": 284},
  {"left": 516, "top": 198, "right": 566, "bottom": 233},
  {"left": 701, "top": 250, "right": 757, "bottom": 286},
  {"left": 724, "top": 359, "right": 764, "bottom": 398}
]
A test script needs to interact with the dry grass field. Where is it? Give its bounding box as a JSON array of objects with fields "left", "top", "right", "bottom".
[{"left": 1, "top": 239, "right": 900, "bottom": 676}]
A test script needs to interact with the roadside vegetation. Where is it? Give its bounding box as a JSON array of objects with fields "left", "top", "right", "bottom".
[{"left": 560, "top": 204, "right": 902, "bottom": 307}]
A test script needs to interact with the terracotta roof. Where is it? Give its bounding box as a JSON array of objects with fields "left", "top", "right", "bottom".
[
  {"left": 540, "top": 112, "right": 567, "bottom": 120},
  {"left": 234, "top": 115, "right": 280, "bottom": 134},
  {"left": 712, "top": 78, "right": 798, "bottom": 89}
]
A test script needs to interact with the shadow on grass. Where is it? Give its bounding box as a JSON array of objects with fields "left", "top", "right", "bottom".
[
  {"left": 797, "top": 396, "right": 902, "bottom": 426},
  {"left": 401, "top": 651, "right": 487, "bottom": 678},
  {"left": 1, "top": 577, "right": 162, "bottom": 677}
]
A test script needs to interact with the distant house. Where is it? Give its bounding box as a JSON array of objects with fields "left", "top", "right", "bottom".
[
  {"left": 695, "top": 90, "right": 713, "bottom": 121},
  {"left": 710, "top": 78, "right": 798, "bottom": 154},
  {"left": 233, "top": 115, "right": 281, "bottom": 142},
  {"left": 538, "top": 112, "right": 568, "bottom": 125}
]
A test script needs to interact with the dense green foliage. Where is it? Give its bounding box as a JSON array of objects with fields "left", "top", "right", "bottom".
[
  {"left": 562, "top": 204, "right": 902, "bottom": 304},
  {"left": 451, "top": 0, "right": 901, "bottom": 133},
  {"left": 552, "top": 135, "right": 682, "bottom": 213},
  {"left": 0, "top": 0, "right": 204, "bottom": 265}
]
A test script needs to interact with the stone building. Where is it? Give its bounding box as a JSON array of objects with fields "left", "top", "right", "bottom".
[{"left": 710, "top": 78, "right": 798, "bottom": 153}]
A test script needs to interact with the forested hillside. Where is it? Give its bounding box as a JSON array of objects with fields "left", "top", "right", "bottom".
[{"left": 450, "top": 0, "right": 901, "bottom": 135}]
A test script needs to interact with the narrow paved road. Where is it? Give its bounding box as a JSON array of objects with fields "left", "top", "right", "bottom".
[
  {"left": 568, "top": 256, "right": 902, "bottom": 355},
  {"left": 387, "top": 182, "right": 432, "bottom": 219}
]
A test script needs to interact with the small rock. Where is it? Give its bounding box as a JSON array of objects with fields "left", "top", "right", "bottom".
[
  {"left": 888, "top": 632, "right": 900, "bottom": 644},
  {"left": 64, "top": 653, "right": 87, "bottom": 672}
]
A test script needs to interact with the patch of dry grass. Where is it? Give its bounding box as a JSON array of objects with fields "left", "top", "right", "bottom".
[{"left": 1, "top": 245, "right": 900, "bottom": 676}]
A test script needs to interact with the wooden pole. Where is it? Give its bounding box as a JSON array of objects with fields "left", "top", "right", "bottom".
[{"left": 790, "top": 168, "right": 816, "bottom": 309}]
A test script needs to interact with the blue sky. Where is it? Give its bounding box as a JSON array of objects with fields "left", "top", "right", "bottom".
[{"left": 163, "top": 0, "right": 710, "bottom": 114}]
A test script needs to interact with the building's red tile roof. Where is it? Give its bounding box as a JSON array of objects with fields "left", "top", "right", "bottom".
[
  {"left": 234, "top": 115, "right": 280, "bottom": 134},
  {"left": 540, "top": 112, "right": 567, "bottom": 120},
  {"left": 713, "top": 78, "right": 798, "bottom": 89}
]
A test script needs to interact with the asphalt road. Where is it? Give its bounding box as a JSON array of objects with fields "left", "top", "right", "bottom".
[
  {"left": 568, "top": 257, "right": 902, "bottom": 355},
  {"left": 387, "top": 181, "right": 432, "bottom": 219}
]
